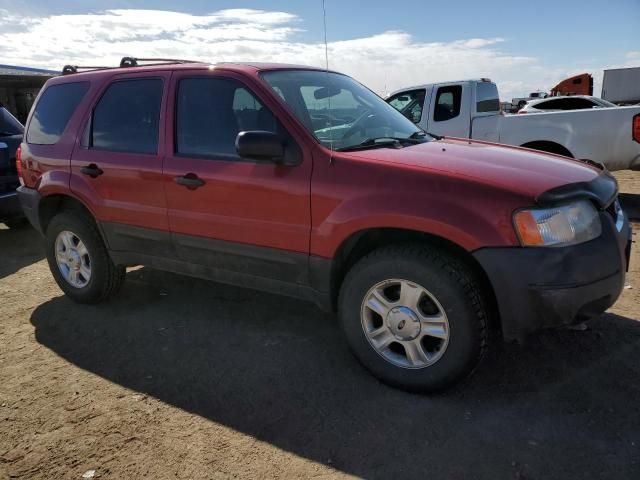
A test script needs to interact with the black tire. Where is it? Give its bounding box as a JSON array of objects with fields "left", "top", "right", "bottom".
[
  {"left": 338, "top": 244, "right": 489, "bottom": 392},
  {"left": 45, "top": 210, "right": 125, "bottom": 303}
]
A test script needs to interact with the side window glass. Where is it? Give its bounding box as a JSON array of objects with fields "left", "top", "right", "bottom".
[
  {"left": 476, "top": 82, "right": 500, "bottom": 113},
  {"left": 433, "top": 85, "right": 462, "bottom": 122},
  {"left": 388, "top": 89, "right": 426, "bottom": 123},
  {"left": 233, "top": 87, "right": 277, "bottom": 133},
  {"left": 176, "top": 78, "right": 282, "bottom": 160},
  {"left": 567, "top": 98, "right": 595, "bottom": 110},
  {"left": 27, "top": 82, "right": 89, "bottom": 145},
  {"left": 92, "top": 79, "right": 163, "bottom": 154},
  {"left": 536, "top": 99, "right": 560, "bottom": 110}
]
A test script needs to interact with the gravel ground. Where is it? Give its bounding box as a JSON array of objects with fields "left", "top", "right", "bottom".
[{"left": 1, "top": 173, "right": 639, "bottom": 480}]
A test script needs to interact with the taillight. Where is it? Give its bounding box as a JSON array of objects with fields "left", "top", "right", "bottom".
[
  {"left": 633, "top": 114, "right": 640, "bottom": 143},
  {"left": 15, "top": 146, "right": 22, "bottom": 179}
]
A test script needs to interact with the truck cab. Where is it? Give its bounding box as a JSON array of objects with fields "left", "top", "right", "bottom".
[{"left": 387, "top": 79, "right": 501, "bottom": 141}]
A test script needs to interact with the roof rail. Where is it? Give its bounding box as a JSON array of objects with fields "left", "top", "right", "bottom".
[
  {"left": 119, "top": 57, "right": 204, "bottom": 67},
  {"left": 62, "top": 65, "right": 110, "bottom": 75},
  {"left": 61, "top": 57, "right": 205, "bottom": 75}
]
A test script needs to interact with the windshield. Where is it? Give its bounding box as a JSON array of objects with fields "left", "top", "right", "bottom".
[
  {"left": 0, "top": 106, "right": 24, "bottom": 136},
  {"left": 261, "top": 70, "right": 425, "bottom": 151}
]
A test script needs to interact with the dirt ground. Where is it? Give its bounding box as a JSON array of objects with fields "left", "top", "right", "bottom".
[{"left": 1, "top": 173, "right": 639, "bottom": 480}]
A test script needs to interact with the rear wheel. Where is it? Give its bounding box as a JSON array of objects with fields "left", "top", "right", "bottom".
[
  {"left": 45, "top": 211, "right": 125, "bottom": 303},
  {"left": 339, "top": 244, "right": 489, "bottom": 392}
]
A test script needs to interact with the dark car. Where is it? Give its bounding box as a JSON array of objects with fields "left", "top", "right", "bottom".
[
  {"left": 17, "top": 58, "right": 631, "bottom": 392},
  {"left": 0, "top": 104, "right": 24, "bottom": 227}
]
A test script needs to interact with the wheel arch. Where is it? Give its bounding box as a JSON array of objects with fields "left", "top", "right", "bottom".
[
  {"left": 327, "top": 227, "right": 499, "bottom": 331},
  {"left": 521, "top": 140, "right": 574, "bottom": 158},
  {"left": 38, "top": 193, "right": 99, "bottom": 235}
]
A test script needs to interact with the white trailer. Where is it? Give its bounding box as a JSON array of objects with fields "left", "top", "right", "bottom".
[{"left": 601, "top": 67, "right": 640, "bottom": 105}]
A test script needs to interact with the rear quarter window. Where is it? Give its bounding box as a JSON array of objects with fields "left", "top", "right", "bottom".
[
  {"left": 476, "top": 82, "right": 500, "bottom": 113},
  {"left": 27, "top": 82, "right": 89, "bottom": 145}
]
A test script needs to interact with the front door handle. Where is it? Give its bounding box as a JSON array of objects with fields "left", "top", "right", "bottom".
[
  {"left": 174, "top": 173, "right": 205, "bottom": 189},
  {"left": 80, "top": 164, "right": 103, "bottom": 178}
]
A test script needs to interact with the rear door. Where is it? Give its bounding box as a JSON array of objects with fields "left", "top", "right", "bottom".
[
  {"left": 163, "top": 70, "right": 312, "bottom": 284},
  {"left": 70, "top": 71, "right": 171, "bottom": 256}
]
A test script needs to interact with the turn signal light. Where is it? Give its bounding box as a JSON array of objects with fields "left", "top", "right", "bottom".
[
  {"left": 513, "top": 210, "right": 544, "bottom": 246},
  {"left": 633, "top": 114, "right": 640, "bottom": 143}
]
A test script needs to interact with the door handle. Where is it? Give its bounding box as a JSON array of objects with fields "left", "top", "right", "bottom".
[
  {"left": 174, "top": 173, "right": 205, "bottom": 189},
  {"left": 80, "top": 164, "right": 103, "bottom": 178}
]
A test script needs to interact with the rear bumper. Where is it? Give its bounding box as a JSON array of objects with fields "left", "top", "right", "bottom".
[
  {"left": 473, "top": 211, "right": 631, "bottom": 341},
  {"left": 0, "top": 190, "right": 22, "bottom": 221},
  {"left": 16, "top": 185, "right": 42, "bottom": 233}
]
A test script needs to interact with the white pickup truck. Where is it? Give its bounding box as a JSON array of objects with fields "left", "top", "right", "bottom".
[{"left": 386, "top": 79, "right": 640, "bottom": 171}]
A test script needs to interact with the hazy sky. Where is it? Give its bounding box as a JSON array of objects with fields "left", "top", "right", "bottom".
[{"left": 0, "top": 0, "right": 638, "bottom": 99}]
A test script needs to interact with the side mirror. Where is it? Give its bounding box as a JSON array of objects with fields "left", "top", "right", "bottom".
[{"left": 236, "top": 131, "right": 285, "bottom": 163}]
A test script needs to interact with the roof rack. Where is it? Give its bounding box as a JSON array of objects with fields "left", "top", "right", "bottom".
[
  {"left": 62, "top": 57, "right": 205, "bottom": 75},
  {"left": 62, "top": 65, "right": 110, "bottom": 75}
]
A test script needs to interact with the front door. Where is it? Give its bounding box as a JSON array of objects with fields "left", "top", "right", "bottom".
[
  {"left": 163, "top": 71, "right": 312, "bottom": 285},
  {"left": 425, "top": 83, "right": 471, "bottom": 138},
  {"left": 70, "top": 71, "right": 172, "bottom": 256}
]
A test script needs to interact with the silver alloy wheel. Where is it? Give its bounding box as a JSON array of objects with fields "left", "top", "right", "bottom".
[
  {"left": 55, "top": 230, "right": 92, "bottom": 288},
  {"left": 361, "top": 279, "right": 450, "bottom": 369}
]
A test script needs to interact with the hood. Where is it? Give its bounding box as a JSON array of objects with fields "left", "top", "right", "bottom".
[{"left": 340, "top": 137, "right": 600, "bottom": 200}]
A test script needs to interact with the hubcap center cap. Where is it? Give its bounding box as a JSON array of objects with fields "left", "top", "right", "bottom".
[
  {"left": 386, "top": 306, "right": 420, "bottom": 341},
  {"left": 67, "top": 250, "right": 81, "bottom": 270}
]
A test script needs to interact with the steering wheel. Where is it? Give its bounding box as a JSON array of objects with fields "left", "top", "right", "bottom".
[{"left": 342, "top": 109, "right": 374, "bottom": 140}]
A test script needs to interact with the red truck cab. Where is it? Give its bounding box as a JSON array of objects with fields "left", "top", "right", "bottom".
[{"left": 17, "top": 58, "right": 632, "bottom": 391}]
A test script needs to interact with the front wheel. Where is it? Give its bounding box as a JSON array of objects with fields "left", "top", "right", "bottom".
[
  {"left": 339, "top": 244, "right": 489, "bottom": 392},
  {"left": 45, "top": 211, "right": 125, "bottom": 303}
]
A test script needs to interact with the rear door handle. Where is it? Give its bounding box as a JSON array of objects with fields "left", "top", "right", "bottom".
[
  {"left": 80, "top": 164, "right": 103, "bottom": 178},
  {"left": 174, "top": 173, "right": 205, "bottom": 189}
]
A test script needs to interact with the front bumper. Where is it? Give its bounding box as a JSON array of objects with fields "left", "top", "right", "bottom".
[
  {"left": 473, "top": 211, "right": 632, "bottom": 341},
  {"left": 0, "top": 190, "right": 21, "bottom": 221}
]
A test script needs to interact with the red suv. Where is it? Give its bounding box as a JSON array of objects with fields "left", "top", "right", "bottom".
[{"left": 17, "top": 58, "right": 632, "bottom": 391}]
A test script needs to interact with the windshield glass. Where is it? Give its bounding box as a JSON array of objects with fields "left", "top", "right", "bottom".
[
  {"left": 261, "top": 70, "right": 425, "bottom": 151},
  {"left": 0, "top": 106, "right": 24, "bottom": 135}
]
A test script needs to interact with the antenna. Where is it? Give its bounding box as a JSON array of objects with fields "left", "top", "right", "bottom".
[
  {"left": 321, "top": 0, "right": 335, "bottom": 159},
  {"left": 322, "top": 0, "right": 330, "bottom": 72}
]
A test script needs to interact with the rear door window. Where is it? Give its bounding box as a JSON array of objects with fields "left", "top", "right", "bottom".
[
  {"left": 564, "top": 98, "right": 598, "bottom": 110},
  {"left": 26, "top": 82, "right": 89, "bottom": 145},
  {"left": 534, "top": 99, "right": 564, "bottom": 110},
  {"left": 433, "top": 85, "right": 462, "bottom": 121},
  {"left": 91, "top": 79, "right": 163, "bottom": 154}
]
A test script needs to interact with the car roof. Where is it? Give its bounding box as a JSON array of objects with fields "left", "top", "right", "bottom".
[
  {"left": 387, "top": 79, "right": 493, "bottom": 98},
  {"left": 49, "top": 61, "right": 334, "bottom": 83}
]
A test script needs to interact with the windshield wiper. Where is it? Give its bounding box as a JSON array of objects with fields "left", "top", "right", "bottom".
[
  {"left": 411, "top": 130, "right": 443, "bottom": 140},
  {"left": 0, "top": 131, "right": 21, "bottom": 136},
  {"left": 336, "top": 136, "right": 423, "bottom": 152}
]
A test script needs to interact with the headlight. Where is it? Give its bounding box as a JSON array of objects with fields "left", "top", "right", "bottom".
[{"left": 513, "top": 200, "right": 601, "bottom": 247}]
